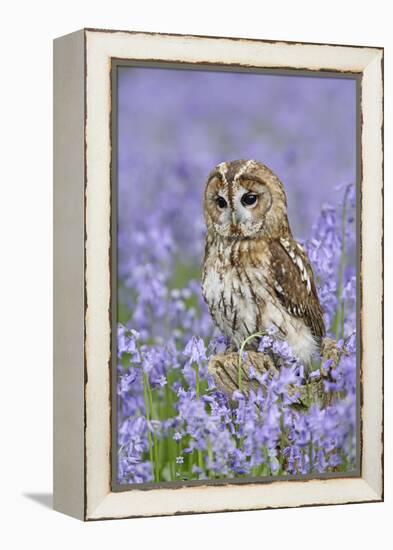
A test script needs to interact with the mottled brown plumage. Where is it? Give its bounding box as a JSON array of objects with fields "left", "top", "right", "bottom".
[
  {"left": 202, "top": 159, "right": 325, "bottom": 365},
  {"left": 268, "top": 239, "right": 325, "bottom": 345}
]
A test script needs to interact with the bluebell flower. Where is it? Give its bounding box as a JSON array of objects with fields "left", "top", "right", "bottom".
[{"left": 115, "top": 70, "right": 357, "bottom": 483}]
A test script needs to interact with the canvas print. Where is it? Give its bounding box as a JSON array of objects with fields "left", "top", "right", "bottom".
[{"left": 114, "top": 65, "right": 358, "bottom": 486}]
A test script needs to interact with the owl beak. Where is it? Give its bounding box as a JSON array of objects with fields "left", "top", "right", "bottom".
[{"left": 231, "top": 211, "right": 237, "bottom": 225}]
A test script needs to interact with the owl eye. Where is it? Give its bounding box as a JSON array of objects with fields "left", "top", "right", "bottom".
[
  {"left": 215, "top": 196, "right": 227, "bottom": 209},
  {"left": 241, "top": 193, "right": 258, "bottom": 206}
]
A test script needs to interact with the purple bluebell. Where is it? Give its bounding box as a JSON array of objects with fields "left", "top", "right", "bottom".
[{"left": 115, "top": 68, "right": 357, "bottom": 483}]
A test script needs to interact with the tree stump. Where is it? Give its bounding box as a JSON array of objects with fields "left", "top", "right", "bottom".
[
  {"left": 208, "top": 351, "right": 277, "bottom": 396},
  {"left": 208, "top": 337, "right": 344, "bottom": 409}
]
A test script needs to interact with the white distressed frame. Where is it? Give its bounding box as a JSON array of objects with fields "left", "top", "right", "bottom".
[{"left": 54, "top": 28, "right": 383, "bottom": 521}]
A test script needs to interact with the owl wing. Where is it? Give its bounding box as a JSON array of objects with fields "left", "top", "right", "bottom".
[{"left": 268, "top": 237, "right": 325, "bottom": 343}]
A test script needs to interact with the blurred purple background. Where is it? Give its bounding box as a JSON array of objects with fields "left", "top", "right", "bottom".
[
  {"left": 115, "top": 67, "right": 358, "bottom": 483},
  {"left": 117, "top": 66, "right": 356, "bottom": 273}
]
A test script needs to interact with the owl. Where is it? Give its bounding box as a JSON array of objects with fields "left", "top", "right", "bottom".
[{"left": 202, "top": 159, "right": 325, "bottom": 365}]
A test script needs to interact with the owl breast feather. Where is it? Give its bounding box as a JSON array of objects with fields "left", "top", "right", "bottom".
[{"left": 202, "top": 236, "right": 318, "bottom": 364}]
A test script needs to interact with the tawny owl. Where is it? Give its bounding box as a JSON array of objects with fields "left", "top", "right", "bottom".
[{"left": 202, "top": 159, "right": 325, "bottom": 365}]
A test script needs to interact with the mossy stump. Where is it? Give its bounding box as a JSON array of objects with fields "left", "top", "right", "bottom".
[{"left": 208, "top": 338, "right": 344, "bottom": 409}]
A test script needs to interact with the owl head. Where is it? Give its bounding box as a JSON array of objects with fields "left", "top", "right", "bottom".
[{"left": 203, "top": 159, "right": 290, "bottom": 239}]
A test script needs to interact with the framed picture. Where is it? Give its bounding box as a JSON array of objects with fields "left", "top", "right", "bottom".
[{"left": 53, "top": 28, "right": 383, "bottom": 520}]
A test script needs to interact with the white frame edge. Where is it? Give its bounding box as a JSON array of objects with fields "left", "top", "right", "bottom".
[
  {"left": 55, "top": 29, "right": 383, "bottom": 521},
  {"left": 54, "top": 29, "right": 86, "bottom": 520}
]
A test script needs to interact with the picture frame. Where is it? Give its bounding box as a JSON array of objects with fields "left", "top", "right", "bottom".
[{"left": 53, "top": 28, "right": 383, "bottom": 521}]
